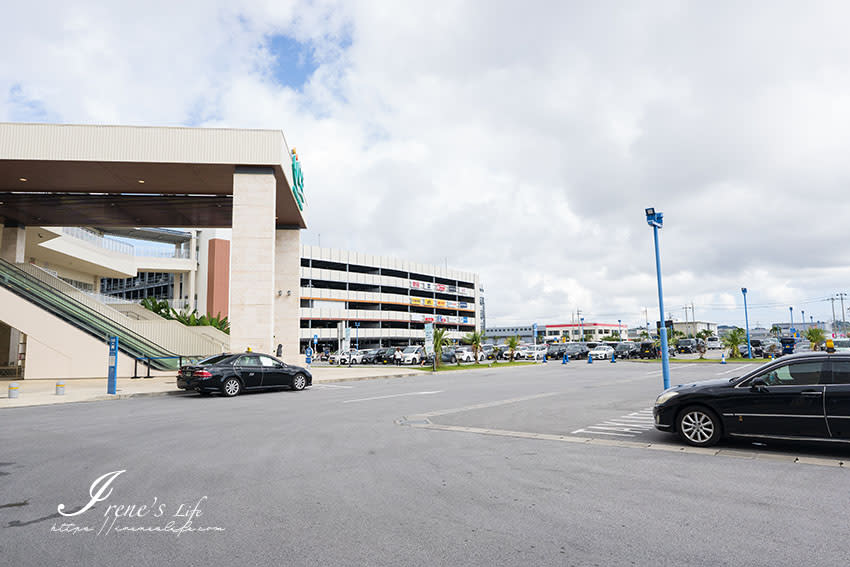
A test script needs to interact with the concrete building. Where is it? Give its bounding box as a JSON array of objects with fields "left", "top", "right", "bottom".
[
  {"left": 544, "top": 322, "right": 627, "bottom": 341},
  {"left": 299, "top": 246, "right": 481, "bottom": 353},
  {"left": 671, "top": 320, "right": 718, "bottom": 337},
  {"left": 0, "top": 122, "right": 305, "bottom": 378},
  {"left": 486, "top": 321, "right": 627, "bottom": 345}
]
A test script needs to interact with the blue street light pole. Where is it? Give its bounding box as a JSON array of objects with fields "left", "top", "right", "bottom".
[
  {"left": 355, "top": 321, "right": 360, "bottom": 350},
  {"left": 801, "top": 310, "right": 805, "bottom": 333},
  {"left": 618, "top": 319, "right": 622, "bottom": 340},
  {"left": 580, "top": 317, "right": 584, "bottom": 340},
  {"left": 742, "top": 288, "right": 752, "bottom": 359},
  {"left": 645, "top": 208, "right": 671, "bottom": 390},
  {"left": 789, "top": 306, "right": 794, "bottom": 337}
]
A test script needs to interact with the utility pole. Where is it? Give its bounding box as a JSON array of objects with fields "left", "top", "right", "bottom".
[
  {"left": 839, "top": 293, "right": 848, "bottom": 337},
  {"left": 691, "top": 301, "right": 696, "bottom": 337},
  {"left": 683, "top": 306, "right": 688, "bottom": 337},
  {"left": 831, "top": 296, "right": 837, "bottom": 336}
]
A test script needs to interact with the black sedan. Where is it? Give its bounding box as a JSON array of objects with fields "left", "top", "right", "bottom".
[
  {"left": 654, "top": 352, "right": 850, "bottom": 447},
  {"left": 177, "top": 352, "right": 312, "bottom": 397}
]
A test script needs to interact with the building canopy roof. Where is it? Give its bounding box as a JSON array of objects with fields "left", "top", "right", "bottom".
[{"left": 0, "top": 123, "right": 306, "bottom": 229}]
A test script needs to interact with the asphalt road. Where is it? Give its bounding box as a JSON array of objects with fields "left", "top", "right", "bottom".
[{"left": 2, "top": 361, "right": 849, "bottom": 566}]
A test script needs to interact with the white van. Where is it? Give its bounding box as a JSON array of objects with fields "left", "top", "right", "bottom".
[{"left": 706, "top": 336, "right": 721, "bottom": 350}]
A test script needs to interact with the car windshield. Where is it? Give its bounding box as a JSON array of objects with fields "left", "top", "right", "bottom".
[{"left": 403, "top": 346, "right": 418, "bottom": 354}]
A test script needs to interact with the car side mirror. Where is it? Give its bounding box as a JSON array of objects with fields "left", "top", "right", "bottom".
[{"left": 750, "top": 378, "right": 768, "bottom": 392}]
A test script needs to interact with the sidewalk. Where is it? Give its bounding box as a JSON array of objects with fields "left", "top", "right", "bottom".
[{"left": 0, "top": 366, "right": 424, "bottom": 409}]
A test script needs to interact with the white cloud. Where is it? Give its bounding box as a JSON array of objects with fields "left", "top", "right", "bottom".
[{"left": 4, "top": 1, "right": 850, "bottom": 329}]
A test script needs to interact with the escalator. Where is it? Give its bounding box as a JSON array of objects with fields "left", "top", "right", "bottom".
[{"left": 0, "top": 258, "right": 182, "bottom": 370}]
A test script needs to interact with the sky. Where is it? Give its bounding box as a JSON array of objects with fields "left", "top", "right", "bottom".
[{"left": 3, "top": 1, "right": 850, "bottom": 331}]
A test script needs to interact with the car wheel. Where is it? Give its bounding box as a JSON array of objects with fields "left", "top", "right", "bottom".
[
  {"left": 292, "top": 373, "right": 307, "bottom": 391},
  {"left": 677, "top": 406, "right": 721, "bottom": 447},
  {"left": 451, "top": 356, "right": 457, "bottom": 363},
  {"left": 222, "top": 378, "right": 242, "bottom": 397}
]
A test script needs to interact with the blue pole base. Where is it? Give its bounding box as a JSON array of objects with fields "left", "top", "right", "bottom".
[
  {"left": 562, "top": 354, "right": 569, "bottom": 364},
  {"left": 587, "top": 356, "right": 593, "bottom": 364},
  {"left": 610, "top": 354, "right": 616, "bottom": 363}
]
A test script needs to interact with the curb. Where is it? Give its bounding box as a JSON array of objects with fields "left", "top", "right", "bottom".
[
  {"left": 1, "top": 372, "right": 427, "bottom": 409},
  {"left": 315, "top": 372, "right": 427, "bottom": 384}
]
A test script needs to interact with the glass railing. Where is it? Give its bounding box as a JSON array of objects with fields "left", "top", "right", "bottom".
[
  {"left": 60, "top": 227, "right": 191, "bottom": 259},
  {"left": 61, "top": 227, "right": 135, "bottom": 255}
]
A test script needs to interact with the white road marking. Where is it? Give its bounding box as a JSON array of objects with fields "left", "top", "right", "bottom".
[
  {"left": 716, "top": 367, "right": 740, "bottom": 375},
  {"left": 343, "top": 390, "right": 444, "bottom": 403},
  {"left": 313, "top": 384, "right": 354, "bottom": 389},
  {"left": 572, "top": 407, "right": 656, "bottom": 437}
]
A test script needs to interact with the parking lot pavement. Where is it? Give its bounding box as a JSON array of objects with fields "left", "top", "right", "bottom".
[
  {"left": 4, "top": 360, "right": 850, "bottom": 566},
  {"left": 410, "top": 360, "right": 849, "bottom": 464}
]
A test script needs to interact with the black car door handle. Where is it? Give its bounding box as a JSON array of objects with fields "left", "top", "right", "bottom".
[{"left": 801, "top": 390, "right": 823, "bottom": 396}]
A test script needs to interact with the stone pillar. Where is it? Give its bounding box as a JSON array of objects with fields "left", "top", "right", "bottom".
[
  {"left": 188, "top": 231, "right": 197, "bottom": 313},
  {"left": 229, "top": 167, "right": 276, "bottom": 354},
  {"left": 274, "top": 229, "right": 301, "bottom": 361},
  {"left": 0, "top": 225, "right": 25, "bottom": 368},
  {"left": 0, "top": 225, "right": 26, "bottom": 263}
]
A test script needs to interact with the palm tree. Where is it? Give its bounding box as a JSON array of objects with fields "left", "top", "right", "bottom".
[
  {"left": 638, "top": 330, "right": 650, "bottom": 341},
  {"left": 695, "top": 329, "right": 713, "bottom": 341},
  {"left": 140, "top": 296, "right": 172, "bottom": 319},
  {"left": 463, "top": 330, "right": 486, "bottom": 364},
  {"left": 432, "top": 327, "right": 450, "bottom": 367},
  {"left": 770, "top": 325, "right": 782, "bottom": 338},
  {"left": 805, "top": 327, "right": 826, "bottom": 351},
  {"left": 504, "top": 335, "right": 520, "bottom": 362},
  {"left": 722, "top": 328, "right": 746, "bottom": 359}
]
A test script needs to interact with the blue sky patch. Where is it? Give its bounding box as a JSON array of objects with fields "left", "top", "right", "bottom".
[
  {"left": 7, "top": 84, "right": 56, "bottom": 122},
  {"left": 266, "top": 34, "right": 317, "bottom": 90}
]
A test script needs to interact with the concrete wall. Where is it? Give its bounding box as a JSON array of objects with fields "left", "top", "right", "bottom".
[
  {"left": 1, "top": 225, "right": 26, "bottom": 262},
  {"left": 0, "top": 286, "right": 137, "bottom": 379}
]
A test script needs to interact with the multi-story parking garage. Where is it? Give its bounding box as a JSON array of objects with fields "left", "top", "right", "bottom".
[{"left": 299, "top": 246, "right": 482, "bottom": 353}]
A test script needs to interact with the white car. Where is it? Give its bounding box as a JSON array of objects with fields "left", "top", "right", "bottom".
[
  {"left": 401, "top": 345, "right": 425, "bottom": 364},
  {"left": 589, "top": 344, "right": 615, "bottom": 360},
  {"left": 513, "top": 345, "right": 534, "bottom": 360},
  {"left": 330, "top": 349, "right": 359, "bottom": 364},
  {"left": 706, "top": 336, "right": 721, "bottom": 350},
  {"left": 527, "top": 344, "right": 548, "bottom": 360},
  {"left": 832, "top": 338, "right": 850, "bottom": 353},
  {"left": 455, "top": 347, "right": 476, "bottom": 362},
  {"left": 349, "top": 349, "right": 369, "bottom": 364}
]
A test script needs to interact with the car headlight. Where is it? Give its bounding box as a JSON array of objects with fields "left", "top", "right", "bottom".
[{"left": 655, "top": 390, "right": 679, "bottom": 406}]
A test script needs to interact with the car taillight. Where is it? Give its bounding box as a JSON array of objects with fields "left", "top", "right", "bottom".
[{"left": 194, "top": 370, "right": 213, "bottom": 378}]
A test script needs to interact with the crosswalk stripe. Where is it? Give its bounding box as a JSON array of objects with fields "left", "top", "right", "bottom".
[{"left": 572, "top": 408, "right": 656, "bottom": 438}]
